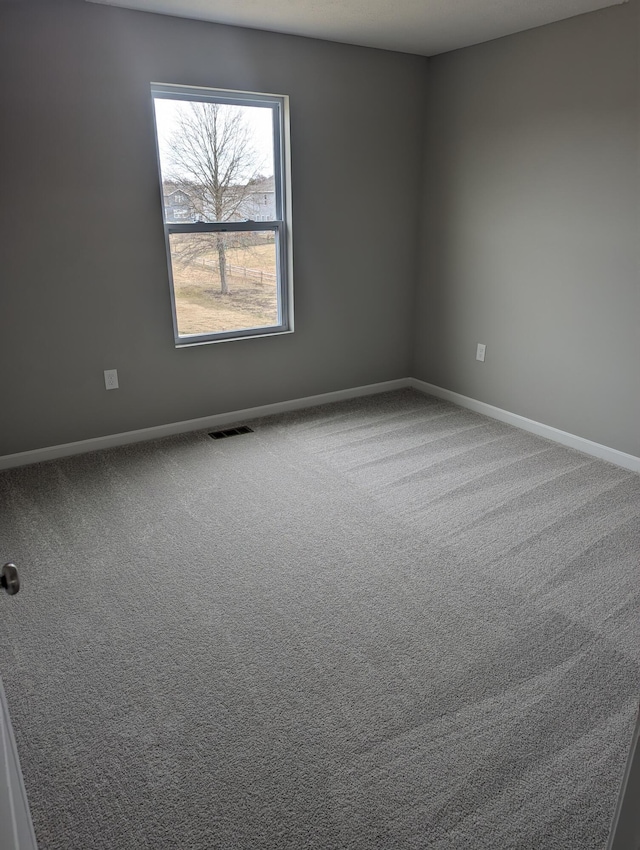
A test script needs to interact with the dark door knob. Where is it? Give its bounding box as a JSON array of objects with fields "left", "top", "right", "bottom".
[{"left": 1, "top": 563, "right": 20, "bottom": 595}]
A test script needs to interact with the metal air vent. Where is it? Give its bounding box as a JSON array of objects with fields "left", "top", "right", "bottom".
[{"left": 208, "top": 426, "right": 254, "bottom": 440}]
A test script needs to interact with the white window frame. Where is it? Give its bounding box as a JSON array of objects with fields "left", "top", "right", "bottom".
[{"left": 151, "top": 83, "right": 294, "bottom": 346}]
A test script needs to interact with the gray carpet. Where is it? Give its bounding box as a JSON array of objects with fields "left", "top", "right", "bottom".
[{"left": 0, "top": 389, "right": 638, "bottom": 849}]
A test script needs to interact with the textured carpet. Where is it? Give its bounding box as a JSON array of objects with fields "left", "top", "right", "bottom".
[{"left": 0, "top": 389, "right": 638, "bottom": 849}]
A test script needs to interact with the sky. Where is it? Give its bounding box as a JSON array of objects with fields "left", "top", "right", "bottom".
[{"left": 153, "top": 97, "right": 275, "bottom": 184}]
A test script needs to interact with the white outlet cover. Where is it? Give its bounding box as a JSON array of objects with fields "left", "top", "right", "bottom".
[
  {"left": 104, "top": 369, "right": 119, "bottom": 390},
  {"left": 476, "top": 344, "right": 486, "bottom": 362}
]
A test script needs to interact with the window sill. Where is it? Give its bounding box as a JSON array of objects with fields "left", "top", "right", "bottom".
[{"left": 174, "top": 327, "right": 294, "bottom": 348}]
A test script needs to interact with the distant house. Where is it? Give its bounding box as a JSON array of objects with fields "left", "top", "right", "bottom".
[
  {"left": 162, "top": 177, "right": 276, "bottom": 224},
  {"left": 239, "top": 177, "right": 276, "bottom": 222},
  {"left": 163, "top": 188, "right": 194, "bottom": 223}
]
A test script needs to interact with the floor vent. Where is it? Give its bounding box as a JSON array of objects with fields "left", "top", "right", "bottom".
[{"left": 208, "top": 425, "right": 254, "bottom": 440}]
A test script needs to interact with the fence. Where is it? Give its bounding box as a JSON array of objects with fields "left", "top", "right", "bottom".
[{"left": 227, "top": 265, "right": 277, "bottom": 284}]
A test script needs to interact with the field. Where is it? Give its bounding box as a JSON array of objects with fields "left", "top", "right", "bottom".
[{"left": 169, "top": 237, "right": 278, "bottom": 335}]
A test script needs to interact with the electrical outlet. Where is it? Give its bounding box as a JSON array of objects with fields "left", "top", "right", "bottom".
[
  {"left": 104, "top": 369, "right": 119, "bottom": 390},
  {"left": 476, "top": 344, "right": 486, "bottom": 362}
]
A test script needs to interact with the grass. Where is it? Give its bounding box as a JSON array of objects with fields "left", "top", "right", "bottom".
[{"left": 170, "top": 239, "right": 279, "bottom": 335}]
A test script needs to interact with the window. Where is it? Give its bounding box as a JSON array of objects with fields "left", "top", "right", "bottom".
[{"left": 151, "top": 84, "right": 293, "bottom": 345}]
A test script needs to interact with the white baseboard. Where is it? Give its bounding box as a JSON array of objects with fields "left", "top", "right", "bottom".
[
  {"left": 2, "top": 376, "right": 639, "bottom": 474},
  {"left": 409, "top": 378, "right": 640, "bottom": 474},
  {"left": 0, "top": 379, "right": 411, "bottom": 471}
]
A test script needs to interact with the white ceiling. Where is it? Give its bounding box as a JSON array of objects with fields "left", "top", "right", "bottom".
[{"left": 86, "top": 0, "right": 626, "bottom": 56}]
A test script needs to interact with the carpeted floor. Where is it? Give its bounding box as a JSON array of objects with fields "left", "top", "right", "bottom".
[{"left": 0, "top": 389, "right": 638, "bottom": 849}]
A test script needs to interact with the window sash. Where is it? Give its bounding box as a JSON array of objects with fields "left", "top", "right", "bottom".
[
  {"left": 166, "top": 220, "right": 283, "bottom": 235},
  {"left": 164, "top": 223, "right": 289, "bottom": 346},
  {"left": 152, "top": 83, "right": 285, "bottom": 226}
]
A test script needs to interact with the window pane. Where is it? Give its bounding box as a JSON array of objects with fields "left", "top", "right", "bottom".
[
  {"left": 154, "top": 98, "right": 277, "bottom": 224},
  {"left": 168, "top": 230, "right": 279, "bottom": 337}
]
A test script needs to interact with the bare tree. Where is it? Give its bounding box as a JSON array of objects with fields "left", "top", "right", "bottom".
[{"left": 165, "top": 102, "right": 263, "bottom": 294}]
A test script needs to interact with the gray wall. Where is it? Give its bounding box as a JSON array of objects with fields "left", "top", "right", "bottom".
[
  {"left": 0, "top": 0, "right": 426, "bottom": 456},
  {"left": 414, "top": 1, "right": 640, "bottom": 457},
  {"left": 2, "top": 0, "right": 639, "bottom": 460}
]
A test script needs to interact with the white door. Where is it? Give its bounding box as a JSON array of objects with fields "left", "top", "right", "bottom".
[
  {"left": 607, "top": 706, "right": 640, "bottom": 850},
  {"left": 0, "top": 679, "right": 39, "bottom": 850},
  {"left": 1, "top": 563, "right": 39, "bottom": 850}
]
